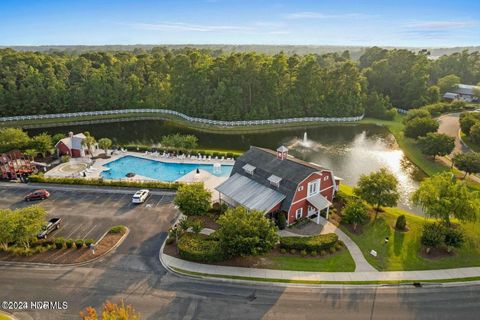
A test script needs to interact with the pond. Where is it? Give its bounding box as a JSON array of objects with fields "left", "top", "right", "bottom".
[{"left": 28, "top": 120, "right": 425, "bottom": 214}]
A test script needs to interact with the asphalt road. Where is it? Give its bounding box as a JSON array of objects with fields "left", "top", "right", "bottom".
[{"left": 1, "top": 184, "right": 480, "bottom": 319}]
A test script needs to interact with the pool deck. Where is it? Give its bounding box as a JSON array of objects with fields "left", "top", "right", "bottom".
[{"left": 45, "top": 151, "right": 234, "bottom": 190}]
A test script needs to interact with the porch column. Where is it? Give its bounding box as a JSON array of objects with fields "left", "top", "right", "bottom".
[
  {"left": 316, "top": 209, "right": 320, "bottom": 225},
  {"left": 326, "top": 206, "right": 330, "bottom": 220}
]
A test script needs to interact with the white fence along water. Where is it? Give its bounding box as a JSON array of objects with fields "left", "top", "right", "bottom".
[{"left": 0, "top": 109, "right": 364, "bottom": 127}]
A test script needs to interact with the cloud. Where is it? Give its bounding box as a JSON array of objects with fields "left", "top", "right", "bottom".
[
  {"left": 132, "top": 22, "right": 253, "bottom": 32},
  {"left": 284, "top": 11, "right": 375, "bottom": 20},
  {"left": 405, "top": 20, "right": 477, "bottom": 30}
]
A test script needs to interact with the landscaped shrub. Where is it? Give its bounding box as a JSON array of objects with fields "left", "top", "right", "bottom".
[
  {"left": 177, "top": 233, "right": 224, "bottom": 263},
  {"left": 277, "top": 212, "right": 287, "bottom": 230},
  {"left": 54, "top": 237, "right": 65, "bottom": 249},
  {"left": 444, "top": 227, "right": 465, "bottom": 251},
  {"left": 60, "top": 155, "right": 70, "bottom": 163},
  {"left": 395, "top": 215, "right": 407, "bottom": 230},
  {"left": 109, "top": 225, "right": 126, "bottom": 234},
  {"left": 75, "top": 239, "right": 84, "bottom": 249},
  {"left": 290, "top": 249, "right": 296, "bottom": 254},
  {"left": 190, "top": 220, "right": 203, "bottom": 234},
  {"left": 280, "top": 233, "right": 339, "bottom": 252},
  {"left": 329, "top": 246, "right": 337, "bottom": 254},
  {"left": 320, "top": 250, "right": 326, "bottom": 256},
  {"left": 421, "top": 223, "right": 444, "bottom": 249},
  {"left": 300, "top": 250, "right": 307, "bottom": 257},
  {"left": 84, "top": 239, "right": 95, "bottom": 247},
  {"left": 335, "top": 242, "right": 343, "bottom": 250},
  {"left": 65, "top": 239, "right": 73, "bottom": 248},
  {"left": 28, "top": 174, "right": 181, "bottom": 190},
  {"left": 280, "top": 248, "right": 287, "bottom": 254},
  {"left": 310, "top": 250, "right": 317, "bottom": 256}
]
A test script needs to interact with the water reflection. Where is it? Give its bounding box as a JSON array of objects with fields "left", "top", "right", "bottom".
[{"left": 28, "top": 120, "right": 424, "bottom": 214}]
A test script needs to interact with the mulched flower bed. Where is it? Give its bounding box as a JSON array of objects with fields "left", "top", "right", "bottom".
[
  {"left": 0, "top": 230, "right": 126, "bottom": 264},
  {"left": 164, "top": 242, "right": 345, "bottom": 269},
  {"left": 419, "top": 246, "right": 455, "bottom": 260},
  {"left": 186, "top": 215, "right": 220, "bottom": 230}
]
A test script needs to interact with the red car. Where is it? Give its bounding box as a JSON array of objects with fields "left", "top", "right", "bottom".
[{"left": 24, "top": 189, "right": 50, "bottom": 201}]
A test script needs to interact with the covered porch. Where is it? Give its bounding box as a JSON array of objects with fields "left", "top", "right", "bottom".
[
  {"left": 306, "top": 193, "right": 332, "bottom": 224},
  {"left": 215, "top": 173, "right": 286, "bottom": 212}
]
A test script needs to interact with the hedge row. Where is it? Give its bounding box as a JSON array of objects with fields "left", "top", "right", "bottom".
[
  {"left": 280, "top": 233, "right": 339, "bottom": 252},
  {"left": 177, "top": 233, "right": 224, "bottom": 263},
  {"left": 28, "top": 174, "right": 181, "bottom": 189},
  {"left": 122, "top": 144, "right": 241, "bottom": 159}
]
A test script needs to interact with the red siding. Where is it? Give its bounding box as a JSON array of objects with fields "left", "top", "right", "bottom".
[
  {"left": 268, "top": 202, "right": 281, "bottom": 213},
  {"left": 287, "top": 170, "right": 336, "bottom": 224},
  {"left": 57, "top": 142, "right": 71, "bottom": 156},
  {"left": 71, "top": 149, "right": 82, "bottom": 157}
]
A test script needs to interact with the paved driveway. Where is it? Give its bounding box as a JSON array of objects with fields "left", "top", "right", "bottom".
[
  {"left": 0, "top": 185, "right": 176, "bottom": 242},
  {"left": 438, "top": 113, "right": 469, "bottom": 155}
]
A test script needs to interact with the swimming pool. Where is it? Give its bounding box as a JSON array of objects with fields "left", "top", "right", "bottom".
[{"left": 100, "top": 155, "right": 233, "bottom": 181}]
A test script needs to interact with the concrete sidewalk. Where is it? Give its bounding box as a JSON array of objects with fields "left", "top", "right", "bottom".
[
  {"left": 279, "top": 217, "right": 377, "bottom": 272},
  {"left": 161, "top": 253, "right": 480, "bottom": 282}
]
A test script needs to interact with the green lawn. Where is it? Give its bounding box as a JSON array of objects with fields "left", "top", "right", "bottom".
[
  {"left": 338, "top": 184, "right": 480, "bottom": 271},
  {"left": 461, "top": 132, "right": 480, "bottom": 153},
  {"left": 264, "top": 249, "right": 355, "bottom": 272}
]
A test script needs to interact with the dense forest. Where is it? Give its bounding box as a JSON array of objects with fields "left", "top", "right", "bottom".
[{"left": 0, "top": 47, "right": 479, "bottom": 120}]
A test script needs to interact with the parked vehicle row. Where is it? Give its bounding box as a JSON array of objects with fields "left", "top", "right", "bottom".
[{"left": 24, "top": 188, "right": 151, "bottom": 204}]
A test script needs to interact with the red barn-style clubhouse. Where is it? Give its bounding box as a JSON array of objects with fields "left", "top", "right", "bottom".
[
  {"left": 55, "top": 132, "right": 86, "bottom": 158},
  {"left": 216, "top": 146, "right": 340, "bottom": 225}
]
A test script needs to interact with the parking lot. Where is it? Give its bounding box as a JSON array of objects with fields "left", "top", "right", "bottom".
[{"left": 0, "top": 185, "right": 177, "bottom": 242}]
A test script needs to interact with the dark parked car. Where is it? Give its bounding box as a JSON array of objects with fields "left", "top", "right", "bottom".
[
  {"left": 24, "top": 189, "right": 50, "bottom": 201},
  {"left": 37, "top": 218, "right": 62, "bottom": 239}
]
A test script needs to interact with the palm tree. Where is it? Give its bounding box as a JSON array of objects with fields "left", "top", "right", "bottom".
[
  {"left": 82, "top": 132, "right": 96, "bottom": 157},
  {"left": 98, "top": 138, "right": 112, "bottom": 157}
]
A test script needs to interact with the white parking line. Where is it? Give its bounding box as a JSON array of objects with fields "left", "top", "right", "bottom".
[
  {"left": 82, "top": 225, "right": 97, "bottom": 240},
  {"left": 64, "top": 224, "right": 83, "bottom": 239}
]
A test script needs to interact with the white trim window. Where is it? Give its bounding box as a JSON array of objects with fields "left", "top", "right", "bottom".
[
  {"left": 297, "top": 186, "right": 304, "bottom": 192},
  {"left": 295, "top": 208, "right": 303, "bottom": 219},
  {"left": 307, "top": 180, "right": 320, "bottom": 196},
  {"left": 324, "top": 175, "right": 329, "bottom": 181}
]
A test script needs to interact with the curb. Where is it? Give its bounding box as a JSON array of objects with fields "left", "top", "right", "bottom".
[
  {"left": 158, "top": 236, "right": 480, "bottom": 288},
  {"left": 0, "top": 227, "right": 129, "bottom": 269}
]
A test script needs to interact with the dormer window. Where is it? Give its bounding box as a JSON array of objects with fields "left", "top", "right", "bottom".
[
  {"left": 268, "top": 174, "right": 282, "bottom": 188},
  {"left": 242, "top": 163, "right": 256, "bottom": 175}
]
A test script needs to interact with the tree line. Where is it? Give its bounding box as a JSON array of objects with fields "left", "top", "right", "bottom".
[{"left": 0, "top": 47, "right": 479, "bottom": 120}]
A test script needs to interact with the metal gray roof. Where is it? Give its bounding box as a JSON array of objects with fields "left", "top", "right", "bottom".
[
  {"left": 452, "top": 84, "right": 480, "bottom": 96},
  {"left": 215, "top": 173, "right": 285, "bottom": 212},
  {"left": 307, "top": 194, "right": 332, "bottom": 210},
  {"left": 443, "top": 92, "right": 459, "bottom": 99}
]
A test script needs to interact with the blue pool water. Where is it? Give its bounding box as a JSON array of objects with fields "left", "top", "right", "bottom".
[{"left": 100, "top": 155, "right": 233, "bottom": 181}]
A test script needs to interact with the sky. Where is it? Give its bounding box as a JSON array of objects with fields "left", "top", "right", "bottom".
[{"left": 1, "top": 0, "right": 479, "bottom": 47}]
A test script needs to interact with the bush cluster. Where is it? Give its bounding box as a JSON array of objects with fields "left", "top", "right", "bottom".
[
  {"left": 109, "top": 225, "right": 126, "bottom": 234},
  {"left": 280, "top": 233, "right": 339, "bottom": 252},
  {"left": 395, "top": 215, "right": 407, "bottom": 230},
  {"left": 177, "top": 233, "right": 224, "bottom": 263},
  {"left": 28, "top": 174, "right": 181, "bottom": 190},
  {"left": 421, "top": 223, "right": 465, "bottom": 251}
]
